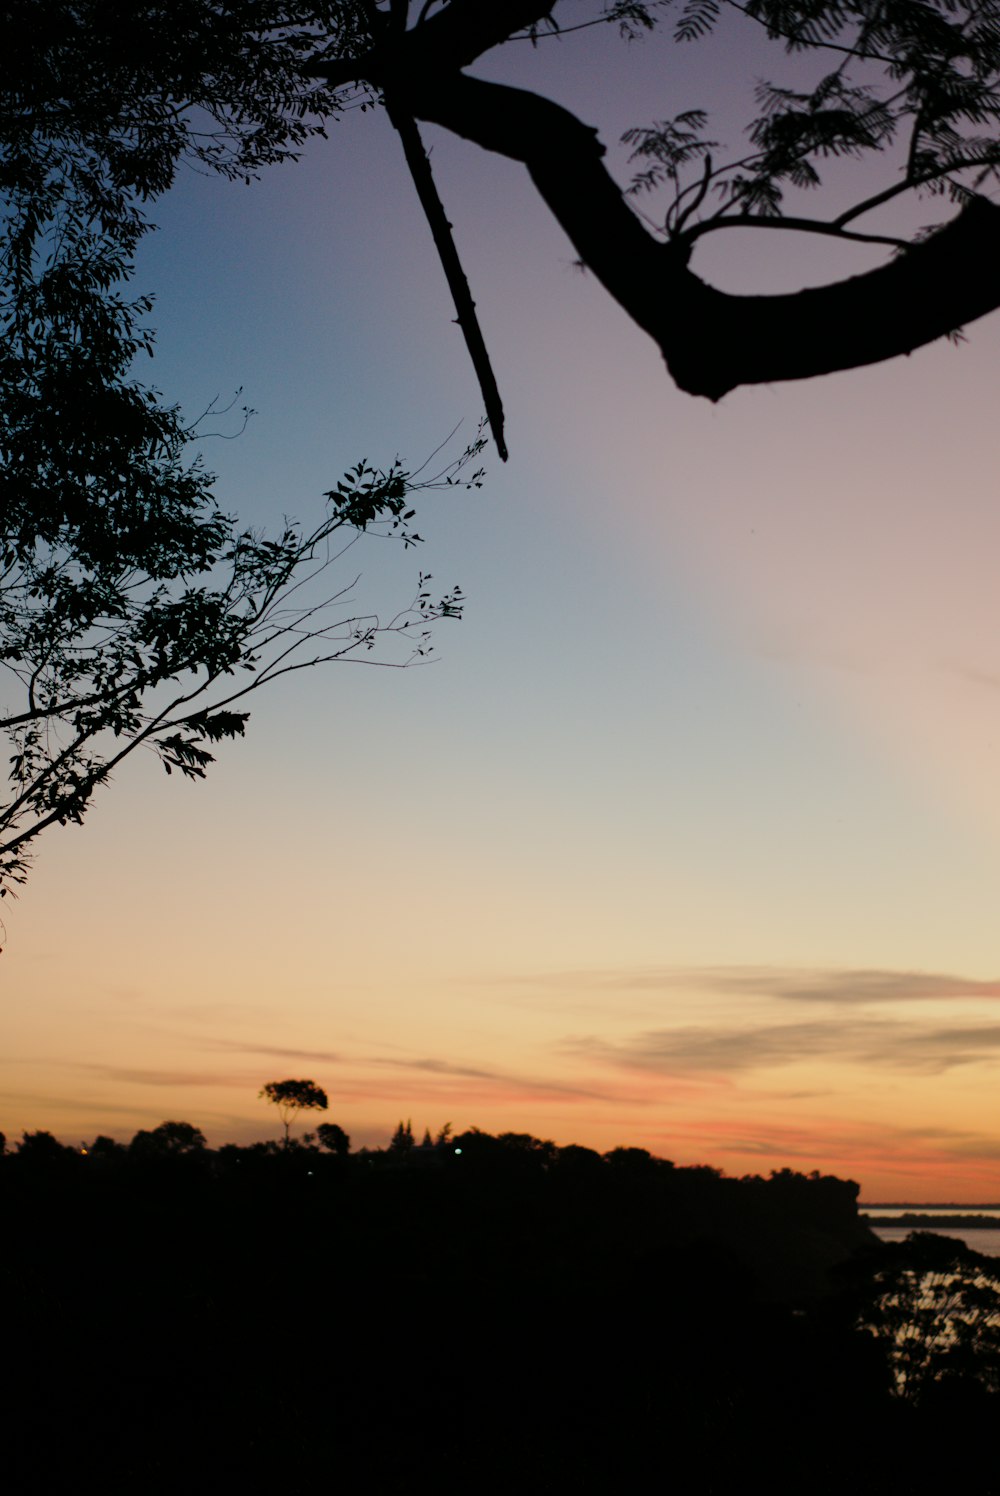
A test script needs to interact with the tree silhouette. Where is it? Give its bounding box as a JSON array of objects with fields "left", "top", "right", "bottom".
[
  {"left": 11, "top": 2, "right": 1000, "bottom": 478},
  {"left": 317, "top": 1122, "right": 351, "bottom": 1155},
  {"left": 86, "top": 1135, "right": 126, "bottom": 1159},
  {"left": 8, "top": 0, "right": 999, "bottom": 893},
  {"left": 129, "top": 1121, "right": 208, "bottom": 1157},
  {"left": 857, "top": 1231, "right": 1000, "bottom": 1399},
  {"left": 14, "top": 1129, "right": 76, "bottom": 1163},
  {"left": 388, "top": 1119, "right": 416, "bottom": 1152},
  {"left": 0, "top": 0, "right": 482, "bottom": 895},
  {"left": 260, "top": 1079, "right": 330, "bottom": 1147},
  {"left": 311, "top": 0, "right": 1000, "bottom": 416}
]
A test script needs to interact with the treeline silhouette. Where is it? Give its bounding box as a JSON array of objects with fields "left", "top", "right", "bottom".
[{"left": 4, "top": 1122, "right": 999, "bottom": 1493}]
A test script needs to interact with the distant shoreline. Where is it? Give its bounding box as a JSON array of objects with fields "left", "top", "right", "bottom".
[
  {"left": 864, "top": 1213, "right": 1000, "bottom": 1229},
  {"left": 861, "top": 1202, "right": 1000, "bottom": 1209}
]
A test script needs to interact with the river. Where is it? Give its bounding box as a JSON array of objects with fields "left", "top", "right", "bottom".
[{"left": 861, "top": 1206, "right": 1000, "bottom": 1258}]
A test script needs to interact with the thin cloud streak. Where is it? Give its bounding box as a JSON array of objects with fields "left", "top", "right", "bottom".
[
  {"left": 71, "top": 1063, "right": 261, "bottom": 1089},
  {"left": 192, "top": 1036, "right": 640, "bottom": 1105},
  {"left": 568, "top": 1017, "right": 1000, "bottom": 1075},
  {"left": 200, "top": 1039, "right": 345, "bottom": 1065},
  {"left": 494, "top": 964, "right": 1000, "bottom": 1006},
  {"left": 701, "top": 969, "right": 1000, "bottom": 1005},
  {"left": 363, "top": 1054, "right": 624, "bottom": 1103},
  {"left": 1, "top": 1090, "right": 147, "bottom": 1120}
]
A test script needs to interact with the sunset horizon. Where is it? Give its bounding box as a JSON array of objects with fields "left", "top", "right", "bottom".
[{"left": 8, "top": 3, "right": 1000, "bottom": 1214}]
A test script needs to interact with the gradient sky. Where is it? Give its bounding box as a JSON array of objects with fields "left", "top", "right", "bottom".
[{"left": 5, "top": 7, "right": 1000, "bottom": 1199}]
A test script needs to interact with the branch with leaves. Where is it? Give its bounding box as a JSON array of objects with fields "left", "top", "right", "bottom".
[
  {"left": 0, "top": 0, "right": 485, "bottom": 897},
  {"left": 0, "top": 437, "right": 484, "bottom": 896},
  {"left": 312, "top": 0, "right": 1000, "bottom": 400}
]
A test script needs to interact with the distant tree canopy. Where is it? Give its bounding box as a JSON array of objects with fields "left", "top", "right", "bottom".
[
  {"left": 14, "top": 1128, "right": 76, "bottom": 1163},
  {"left": 3, "top": 1121, "right": 998, "bottom": 1493},
  {"left": 129, "top": 1120, "right": 208, "bottom": 1156},
  {"left": 259, "top": 1078, "right": 330, "bottom": 1145},
  {"left": 316, "top": 1121, "right": 351, "bottom": 1155}
]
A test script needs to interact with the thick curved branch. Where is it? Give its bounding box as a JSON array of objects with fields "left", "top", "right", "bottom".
[
  {"left": 315, "top": 11, "right": 1000, "bottom": 400},
  {"left": 405, "top": 72, "right": 1000, "bottom": 399}
]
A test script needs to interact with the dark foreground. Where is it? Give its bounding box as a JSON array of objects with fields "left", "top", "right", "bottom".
[{"left": 5, "top": 1132, "right": 999, "bottom": 1494}]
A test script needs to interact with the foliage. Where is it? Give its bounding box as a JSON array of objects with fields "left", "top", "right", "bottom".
[
  {"left": 0, "top": 428, "right": 479, "bottom": 895},
  {"left": 554, "top": 1142, "right": 604, "bottom": 1171},
  {"left": 307, "top": 0, "right": 1000, "bottom": 252},
  {"left": 9, "top": 0, "right": 998, "bottom": 894},
  {"left": 857, "top": 1231, "right": 1000, "bottom": 1398},
  {"left": 260, "top": 1077, "right": 329, "bottom": 1144},
  {"left": 316, "top": 1121, "right": 351, "bottom": 1154},
  {"left": 496, "top": 1129, "right": 558, "bottom": 1161},
  {"left": 388, "top": 1118, "right": 415, "bottom": 1152},
  {"left": 2, "top": 0, "right": 363, "bottom": 584},
  {"left": 620, "top": 0, "right": 1000, "bottom": 244},
  {"left": 604, "top": 1145, "right": 659, "bottom": 1172},
  {"left": 0, "top": 0, "right": 484, "bottom": 896},
  {"left": 129, "top": 1119, "right": 208, "bottom": 1155},
  {"left": 86, "top": 1134, "right": 126, "bottom": 1158},
  {"left": 14, "top": 1128, "right": 76, "bottom": 1161}
]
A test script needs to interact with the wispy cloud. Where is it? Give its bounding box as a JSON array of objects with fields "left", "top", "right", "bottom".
[
  {"left": 189, "top": 1036, "right": 639, "bottom": 1105},
  {"left": 697, "top": 969, "right": 1000, "bottom": 1005},
  {"left": 495, "top": 964, "right": 1000, "bottom": 1006},
  {"left": 70, "top": 1064, "right": 256, "bottom": 1089},
  {"left": 567, "top": 1017, "right": 1000, "bottom": 1076},
  {"left": 363, "top": 1053, "right": 630, "bottom": 1103},
  {"left": 200, "top": 1039, "right": 344, "bottom": 1065},
  {"left": 0, "top": 1088, "right": 148, "bottom": 1120}
]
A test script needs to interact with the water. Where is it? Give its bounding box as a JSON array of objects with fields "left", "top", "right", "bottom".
[
  {"left": 861, "top": 1206, "right": 1000, "bottom": 1258},
  {"left": 871, "top": 1225, "right": 1000, "bottom": 1256}
]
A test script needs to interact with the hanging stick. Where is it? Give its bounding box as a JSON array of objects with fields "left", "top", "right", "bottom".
[{"left": 387, "top": 100, "right": 509, "bottom": 462}]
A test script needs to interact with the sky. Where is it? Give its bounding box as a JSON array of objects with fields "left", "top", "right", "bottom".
[{"left": 5, "top": 5, "right": 1000, "bottom": 1199}]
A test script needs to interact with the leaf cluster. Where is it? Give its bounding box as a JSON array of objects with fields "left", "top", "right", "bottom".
[
  {"left": 260, "top": 1078, "right": 330, "bottom": 1111},
  {"left": 624, "top": 0, "right": 1000, "bottom": 245},
  {"left": 857, "top": 1232, "right": 1000, "bottom": 1398},
  {"left": 1, "top": 413, "right": 483, "bottom": 893}
]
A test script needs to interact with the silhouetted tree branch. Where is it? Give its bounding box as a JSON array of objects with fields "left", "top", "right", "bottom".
[
  {"left": 313, "top": 0, "right": 1000, "bottom": 400},
  {"left": 385, "top": 100, "right": 509, "bottom": 458}
]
